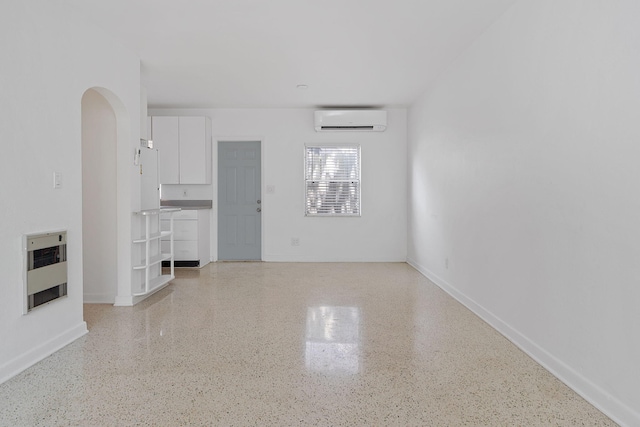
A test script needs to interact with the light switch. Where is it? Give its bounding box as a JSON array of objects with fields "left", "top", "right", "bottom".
[{"left": 53, "top": 172, "right": 62, "bottom": 189}]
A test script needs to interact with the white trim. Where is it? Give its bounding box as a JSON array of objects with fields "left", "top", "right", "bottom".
[
  {"left": 85, "top": 87, "right": 133, "bottom": 309},
  {"left": 406, "top": 257, "right": 639, "bottom": 427},
  {"left": 82, "top": 293, "right": 116, "bottom": 304},
  {"left": 264, "top": 255, "right": 407, "bottom": 263},
  {"left": 113, "top": 281, "right": 172, "bottom": 306},
  {"left": 114, "top": 295, "right": 133, "bottom": 306},
  {"left": 0, "top": 322, "right": 88, "bottom": 385}
]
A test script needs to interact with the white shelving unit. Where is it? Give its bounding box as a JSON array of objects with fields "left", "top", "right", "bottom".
[{"left": 133, "top": 208, "right": 180, "bottom": 297}]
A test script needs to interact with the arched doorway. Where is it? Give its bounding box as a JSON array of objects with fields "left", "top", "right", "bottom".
[{"left": 81, "top": 89, "right": 118, "bottom": 303}]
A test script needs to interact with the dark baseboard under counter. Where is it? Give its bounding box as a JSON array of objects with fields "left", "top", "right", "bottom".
[{"left": 163, "top": 260, "right": 200, "bottom": 268}]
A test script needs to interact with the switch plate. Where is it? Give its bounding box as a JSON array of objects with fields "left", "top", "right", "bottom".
[{"left": 53, "top": 172, "right": 62, "bottom": 189}]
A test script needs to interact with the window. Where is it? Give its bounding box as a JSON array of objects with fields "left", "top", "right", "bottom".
[{"left": 305, "top": 144, "right": 361, "bottom": 216}]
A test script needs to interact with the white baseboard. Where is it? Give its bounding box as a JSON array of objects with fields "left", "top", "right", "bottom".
[
  {"left": 83, "top": 293, "right": 115, "bottom": 304},
  {"left": 406, "top": 257, "right": 639, "bottom": 427},
  {"left": 114, "top": 295, "right": 133, "bottom": 306},
  {"left": 113, "top": 282, "right": 173, "bottom": 307},
  {"left": 263, "top": 255, "right": 408, "bottom": 263},
  {"left": 0, "top": 322, "right": 88, "bottom": 385}
]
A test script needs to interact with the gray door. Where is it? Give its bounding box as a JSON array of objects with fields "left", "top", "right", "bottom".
[{"left": 218, "top": 141, "right": 261, "bottom": 260}]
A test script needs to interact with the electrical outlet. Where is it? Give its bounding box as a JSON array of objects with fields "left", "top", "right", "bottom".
[{"left": 291, "top": 237, "right": 300, "bottom": 246}]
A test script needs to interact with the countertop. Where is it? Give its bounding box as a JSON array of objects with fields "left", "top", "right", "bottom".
[
  {"left": 160, "top": 199, "right": 212, "bottom": 210},
  {"left": 135, "top": 207, "right": 181, "bottom": 215}
]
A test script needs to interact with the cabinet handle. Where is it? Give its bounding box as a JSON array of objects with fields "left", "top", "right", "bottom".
[{"left": 257, "top": 208, "right": 261, "bottom": 213}]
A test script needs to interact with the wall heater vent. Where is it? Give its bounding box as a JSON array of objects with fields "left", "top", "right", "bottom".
[{"left": 24, "top": 231, "right": 67, "bottom": 313}]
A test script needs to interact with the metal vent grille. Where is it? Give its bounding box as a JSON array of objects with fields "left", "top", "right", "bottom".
[{"left": 24, "top": 231, "right": 68, "bottom": 313}]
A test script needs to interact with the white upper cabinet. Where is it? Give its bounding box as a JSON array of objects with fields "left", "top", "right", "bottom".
[
  {"left": 179, "top": 117, "right": 209, "bottom": 184},
  {"left": 150, "top": 116, "right": 211, "bottom": 185},
  {"left": 151, "top": 116, "right": 180, "bottom": 184}
]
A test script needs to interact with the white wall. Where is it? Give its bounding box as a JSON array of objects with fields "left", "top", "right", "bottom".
[
  {"left": 140, "top": 87, "right": 149, "bottom": 141},
  {"left": 82, "top": 90, "right": 118, "bottom": 303},
  {"left": 407, "top": 1, "right": 640, "bottom": 425},
  {"left": 0, "top": 1, "right": 140, "bottom": 383},
  {"left": 149, "top": 108, "right": 407, "bottom": 262}
]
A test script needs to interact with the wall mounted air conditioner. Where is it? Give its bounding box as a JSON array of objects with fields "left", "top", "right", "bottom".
[
  {"left": 314, "top": 110, "right": 387, "bottom": 132},
  {"left": 23, "top": 231, "right": 68, "bottom": 313}
]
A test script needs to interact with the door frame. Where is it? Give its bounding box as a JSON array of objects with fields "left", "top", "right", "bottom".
[
  {"left": 212, "top": 137, "right": 265, "bottom": 261},
  {"left": 81, "top": 87, "right": 132, "bottom": 305}
]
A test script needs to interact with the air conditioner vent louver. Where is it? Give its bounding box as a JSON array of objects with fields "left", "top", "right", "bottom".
[
  {"left": 314, "top": 110, "right": 387, "bottom": 132},
  {"left": 321, "top": 126, "right": 375, "bottom": 130},
  {"left": 23, "top": 231, "right": 68, "bottom": 313}
]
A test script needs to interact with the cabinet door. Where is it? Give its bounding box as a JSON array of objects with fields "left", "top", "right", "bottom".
[
  {"left": 151, "top": 116, "right": 180, "bottom": 184},
  {"left": 162, "top": 210, "right": 198, "bottom": 221},
  {"left": 172, "top": 220, "right": 198, "bottom": 241},
  {"left": 179, "top": 116, "right": 208, "bottom": 184},
  {"left": 162, "top": 241, "right": 198, "bottom": 260},
  {"left": 161, "top": 219, "right": 197, "bottom": 240}
]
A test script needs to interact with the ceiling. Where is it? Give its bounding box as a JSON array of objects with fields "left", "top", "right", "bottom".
[{"left": 59, "top": 0, "right": 515, "bottom": 109}]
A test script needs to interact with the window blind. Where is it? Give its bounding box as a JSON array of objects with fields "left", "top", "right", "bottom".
[{"left": 305, "top": 145, "right": 361, "bottom": 216}]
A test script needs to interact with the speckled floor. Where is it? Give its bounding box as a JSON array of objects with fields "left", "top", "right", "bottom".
[{"left": 0, "top": 262, "right": 616, "bottom": 426}]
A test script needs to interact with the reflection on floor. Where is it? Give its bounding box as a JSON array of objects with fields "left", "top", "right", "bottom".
[{"left": 0, "top": 263, "right": 616, "bottom": 426}]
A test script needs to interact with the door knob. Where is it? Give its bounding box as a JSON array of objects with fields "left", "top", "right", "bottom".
[{"left": 257, "top": 207, "right": 262, "bottom": 212}]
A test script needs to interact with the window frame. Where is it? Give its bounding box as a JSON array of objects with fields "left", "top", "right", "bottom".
[{"left": 304, "top": 143, "right": 362, "bottom": 217}]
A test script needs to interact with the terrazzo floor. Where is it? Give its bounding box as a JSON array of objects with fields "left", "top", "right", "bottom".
[{"left": 0, "top": 262, "right": 617, "bottom": 426}]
